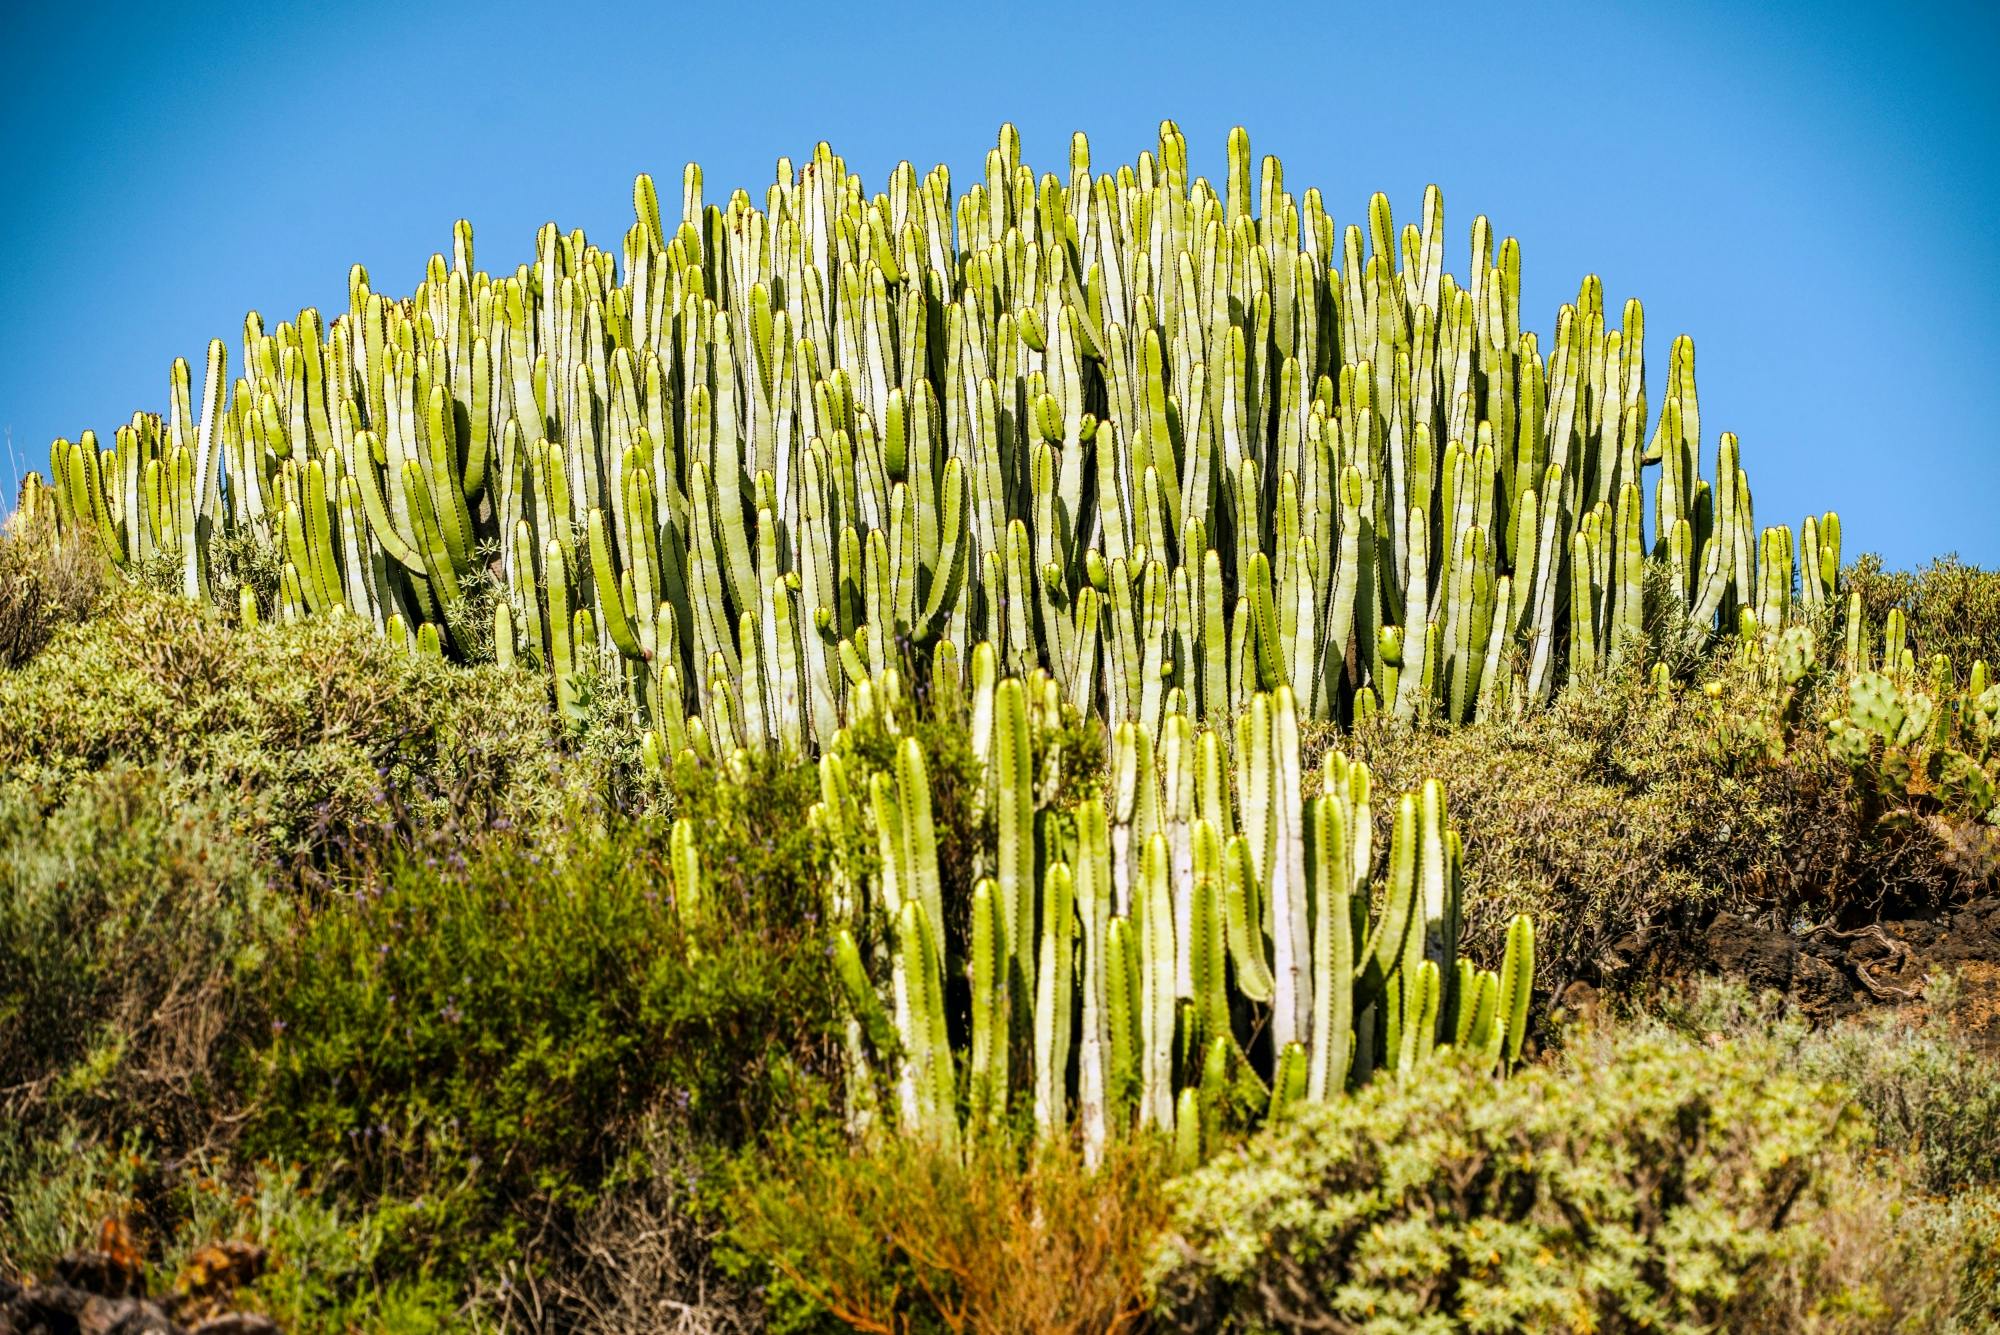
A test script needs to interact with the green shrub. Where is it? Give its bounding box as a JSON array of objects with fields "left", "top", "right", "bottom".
[
  {"left": 0, "top": 761, "right": 459, "bottom": 1329},
  {"left": 1333, "top": 623, "right": 2000, "bottom": 993},
  {"left": 1730, "top": 1170, "right": 2000, "bottom": 1334},
  {"left": 167, "top": 1161, "right": 460, "bottom": 1333},
  {"left": 1650, "top": 976, "right": 2000, "bottom": 1196},
  {"left": 248, "top": 753, "right": 846, "bottom": 1281},
  {"left": 0, "top": 767, "right": 283, "bottom": 1148},
  {"left": 0, "top": 1124, "right": 146, "bottom": 1281},
  {"left": 1635, "top": 979, "right": 2000, "bottom": 1331},
  {"left": 1150, "top": 1017, "right": 1866, "bottom": 1333},
  {"left": 0, "top": 1126, "right": 458, "bottom": 1332},
  {"left": 0, "top": 582, "right": 584, "bottom": 873},
  {"left": 724, "top": 1130, "right": 1171, "bottom": 1334},
  {"left": 1336, "top": 654, "right": 1866, "bottom": 990},
  {"left": 1826, "top": 1004, "right": 2000, "bottom": 1195},
  {"left": 1849, "top": 554, "right": 2000, "bottom": 678}
]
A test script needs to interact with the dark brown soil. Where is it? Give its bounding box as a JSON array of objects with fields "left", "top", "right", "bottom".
[{"left": 1692, "top": 893, "right": 2000, "bottom": 1053}]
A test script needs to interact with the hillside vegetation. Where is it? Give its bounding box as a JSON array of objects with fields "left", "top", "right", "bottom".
[
  {"left": 5, "top": 512, "right": 1996, "bottom": 1331},
  {"left": 5, "top": 121, "right": 1999, "bottom": 1332}
]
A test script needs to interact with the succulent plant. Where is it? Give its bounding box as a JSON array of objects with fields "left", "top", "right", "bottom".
[
  {"left": 793, "top": 646, "right": 1535, "bottom": 1160},
  {"left": 40, "top": 123, "right": 1835, "bottom": 749}
]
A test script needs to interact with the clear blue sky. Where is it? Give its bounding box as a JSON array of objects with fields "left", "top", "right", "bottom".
[{"left": 3, "top": 0, "right": 1994, "bottom": 568}]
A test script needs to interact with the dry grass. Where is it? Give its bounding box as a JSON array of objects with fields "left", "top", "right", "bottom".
[
  {"left": 507, "top": 1114, "right": 761, "bottom": 1335},
  {"left": 727, "top": 1133, "right": 1173, "bottom": 1334}
]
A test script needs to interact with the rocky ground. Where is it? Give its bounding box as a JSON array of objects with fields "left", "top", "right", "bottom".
[
  {"left": 1551, "top": 890, "right": 2000, "bottom": 1060},
  {"left": 1701, "top": 892, "right": 2000, "bottom": 1049},
  {"left": 0, "top": 1237, "right": 275, "bottom": 1335}
]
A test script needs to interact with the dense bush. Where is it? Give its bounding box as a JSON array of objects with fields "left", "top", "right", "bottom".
[
  {"left": 1333, "top": 654, "right": 1838, "bottom": 990},
  {"left": 1831, "top": 1004, "right": 2000, "bottom": 1195},
  {"left": 0, "top": 1132, "right": 461, "bottom": 1332},
  {"left": 0, "top": 761, "right": 461, "bottom": 1329},
  {"left": 1625, "top": 980, "right": 2000, "bottom": 1331},
  {"left": 6, "top": 515, "right": 1999, "bottom": 1331},
  {"left": 1148, "top": 998, "right": 2000, "bottom": 1333},
  {"left": 0, "top": 578, "right": 582, "bottom": 875},
  {"left": 1152, "top": 975, "right": 2000, "bottom": 1327},
  {"left": 248, "top": 754, "right": 847, "bottom": 1282},
  {"left": 0, "top": 542, "right": 855, "bottom": 1324},
  {"left": 1653, "top": 977, "right": 2000, "bottom": 1196},
  {"left": 0, "top": 505, "right": 106, "bottom": 668},
  {"left": 1334, "top": 618, "right": 2000, "bottom": 998},
  {"left": 0, "top": 766, "right": 282, "bottom": 1152},
  {"left": 1849, "top": 553, "right": 2000, "bottom": 676}
]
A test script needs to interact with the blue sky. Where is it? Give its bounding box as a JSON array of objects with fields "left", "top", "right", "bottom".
[{"left": 2, "top": 0, "right": 1994, "bottom": 567}]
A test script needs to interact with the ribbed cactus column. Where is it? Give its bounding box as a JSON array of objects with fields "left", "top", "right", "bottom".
[
  {"left": 1074, "top": 797, "right": 1113, "bottom": 1161},
  {"left": 1268, "top": 687, "right": 1310, "bottom": 1051},
  {"left": 42, "top": 122, "right": 1835, "bottom": 752},
  {"left": 993, "top": 676, "right": 1036, "bottom": 1039}
]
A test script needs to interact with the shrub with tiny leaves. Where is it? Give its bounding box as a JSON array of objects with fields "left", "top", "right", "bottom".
[{"left": 1149, "top": 1017, "right": 1866, "bottom": 1333}]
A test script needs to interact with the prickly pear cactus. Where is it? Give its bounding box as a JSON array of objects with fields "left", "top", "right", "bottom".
[
  {"left": 1831, "top": 649, "right": 2000, "bottom": 837},
  {"left": 1847, "top": 672, "right": 1909, "bottom": 742}
]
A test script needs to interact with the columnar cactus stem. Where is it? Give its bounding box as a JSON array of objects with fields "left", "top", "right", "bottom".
[
  {"left": 1306, "top": 794, "right": 1354, "bottom": 1100},
  {"left": 1138, "top": 832, "right": 1178, "bottom": 1128},
  {"left": 970, "top": 878, "right": 1008, "bottom": 1132},
  {"left": 1496, "top": 913, "right": 1536, "bottom": 1070},
  {"left": 994, "top": 676, "right": 1035, "bottom": 1004},
  {"left": 1033, "top": 860, "right": 1076, "bottom": 1138}
]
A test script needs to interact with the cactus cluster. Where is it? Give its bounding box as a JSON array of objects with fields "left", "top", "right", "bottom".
[
  {"left": 672, "top": 641, "right": 1534, "bottom": 1161},
  {"left": 28, "top": 123, "right": 1837, "bottom": 745},
  {"left": 1831, "top": 595, "right": 1999, "bottom": 827}
]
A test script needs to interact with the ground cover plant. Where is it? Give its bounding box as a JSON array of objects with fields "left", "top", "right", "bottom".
[{"left": 4, "top": 121, "right": 1997, "bottom": 1333}]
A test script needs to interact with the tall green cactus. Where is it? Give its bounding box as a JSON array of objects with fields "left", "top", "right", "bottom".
[
  {"left": 814, "top": 650, "right": 1537, "bottom": 1159},
  {"left": 42, "top": 123, "right": 1835, "bottom": 750}
]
